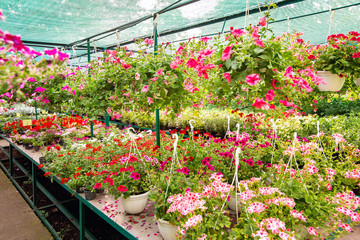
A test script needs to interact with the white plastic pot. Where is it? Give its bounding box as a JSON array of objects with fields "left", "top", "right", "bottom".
[
  {"left": 120, "top": 191, "right": 149, "bottom": 214},
  {"left": 317, "top": 71, "right": 345, "bottom": 91},
  {"left": 354, "top": 78, "right": 360, "bottom": 86},
  {"left": 228, "top": 193, "right": 242, "bottom": 211},
  {"left": 157, "top": 219, "right": 180, "bottom": 240}
]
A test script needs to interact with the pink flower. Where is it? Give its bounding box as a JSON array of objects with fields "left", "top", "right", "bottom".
[
  {"left": 231, "top": 29, "right": 245, "bottom": 37},
  {"left": 0, "top": 9, "right": 5, "bottom": 21},
  {"left": 144, "top": 38, "right": 154, "bottom": 45},
  {"left": 308, "top": 227, "right": 318, "bottom": 236},
  {"left": 279, "top": 100, "right": 294, "bottom": 107},
  {"left": 35, "top": 87, "right": 46, "bottom": 93},
  {"left": 155, "top": 69, "right": 164, "bottom": 76},
  {"left": 247, "top": 202, "right": 267, "bottom": 214},
  {"left": 170, "top": 59, "right": 183, "bottom": 69},
  {"left": 94, "top": 183, "right": 102, "bottom": 189},
  {"left": 147, "top": 97, "right": 153, "bottom": 104},
  {"left": 135, "top": 73, "right": 140, "bottom": 80},
  {"left": 245, "top": 74, "right": 261, "bottom": 85},
  {"left": 259, "top": 16, "right": 267, "bottom": 26},
  {"left": 176, "top": 45, "right": 184, "bottom": 55},
  {"left": 72, "top": 90, "right": 76, "bottom": 95},
  {"left": 221, "top": 44, "right": 233, "bottom": 61},
  {"left": 252, "top": 98, "right": 270, "bottom": 110},
  {"left": 141, "top": 85, "right": 149, "bottom": 93},
  {"left": 79, "top": 83, "right": 84, "bottom": 90},
  {"left": 254, "top": 39, "right": 265, "bottom": 48},
  {"left": 199, "top": 36, "right": 212, "bottom": 42},
  {"left": 28, "top": 77, "right": 36, "bottom": 82},
  {"left": 265, "top": 89, "right": 275, "bottom": 101},
  {"left": 186, "top": 58, "right": 198, "bottom": 68},
  {"left": 223, "top": 73, "right": 231, "bottom": 83},
  {"left": 150, "top": 77, "right": 158, "bottom": 82}
]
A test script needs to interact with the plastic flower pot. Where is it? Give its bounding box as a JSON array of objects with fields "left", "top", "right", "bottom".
[
  {"left": 84, "top": 190, "right": 96, "bottom": 200},
  {"left": 120, "top": 191, "right": 150, "bottom": 214},
  {"left": 156, "top": 218, "right": 179, "bottom": 240},
  {"left": 317, "top": 71, "right": 345, "bottom": 91},
  {"left": 228, "top": 193, "right": 242, "bottom": 211},
  {"left": 24, "top": 143, "right": 33, "bottom": 150}
]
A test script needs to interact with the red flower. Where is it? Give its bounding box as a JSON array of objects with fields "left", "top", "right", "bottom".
[
  {"left": 265, "top": 89, "right": 275, "bottom": 101},
  {"left": 307, "top": 55, "right": 316, "bottom": 60},
  {"left": 117, "top": 185, "right": 128, "bottom": 192},
  {"left": 38, "top": 164, "right": 44, "bottom": 169},
  {"left": 221, "top": 44, "right": 233, "bottom": 61},
  {"left": 252, "top": 98, "right": 270, "bottom": 110},
  {"left": 94, "top": 183, "right": 102, "bottom": 189}
]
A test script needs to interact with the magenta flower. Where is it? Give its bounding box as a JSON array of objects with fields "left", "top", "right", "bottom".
[
  {"left": 147, "top": 97, "right": 153, "bottom": 105},
  {"left": 176, "top": 45, "right": 184, "bottom": 55},
  {"left": 62, "top": 85, "right": 71, "bottom": 92},
  {"left": 245, "top": 74, "right": 261, "bottom": 85},
  {"left": 155, "top": 69, "right": 164, "bottom": 76},
  {"left": 35, "top": 87, "right": 46, "bottom": 93},
  {"left": 256, "top": 161, "right": 263, "bottom": 166},
  {"left": 186, "top": 58, "right": 198, "bottom": 68},
  {"left": 265, "top": 89, "right": 275, "bottom": 101},
  {"left": 247, "top": 159, "right": 255, "bottom": 167},
  {"left": 4, "top": 33, "right": 25, "bottom": 51},
  {"left": 223, "top": 73, "right": 231, "bottom": 83},
  {"left": 199, "top": 36, "right": 212, "bottom": 42},
  {"left": 44, "top": 48, "right": 58, "bottom": 56},
  {"left": 231, "top": 29, "right": 245, "bottom": 37},
  {"left": 258, "top": 16, "right": 267, "bottom": 26},
  {"left": 252, "top": 98, "right": 270, "bottom": 110},
  {"left": 176, "top": 167, "right": 190, "bottom": 175},
  {"left": 221, "top": 44, "right": 233, "bottom": 61},
  {"left": 129, "top": 172, "right": 141, "bottom": 180},
  {"left": 144, "top": 38, "right": 154, "bottom": 45},
  {"left": 279, "top": 100, "right": 294, "bottom": 107},
  {"left": 57, "top": 51, "right": 69, "bottom": 61},
  {"left": 72, "top": 90, "right": 76, "bottom": 95},
  {"left": 28, "top": 77, "right": 36, "bottom": 82},
  {"left": 141, "top": 85, "right": 149, "bottom": 93},
  {"left": 94, "top": 183, "right": 102, "bottom": 189}
]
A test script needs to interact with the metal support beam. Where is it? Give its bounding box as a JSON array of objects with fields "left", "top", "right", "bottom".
[
  {"left": 79, "top": 201, "right": 85, "bottom": 240},
  {"left": 9, "top": 144, "right": 13, "bottom": 177},
  {"left": 32, "top": 163, "right": 37, "bottom": 207},
  {"left": 105, "top": 0, "right": 305, "bottom": 49}
]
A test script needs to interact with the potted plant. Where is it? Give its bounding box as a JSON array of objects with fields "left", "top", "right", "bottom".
[{"left": 310, "top": 32, "right": 360, "bottom": 91}]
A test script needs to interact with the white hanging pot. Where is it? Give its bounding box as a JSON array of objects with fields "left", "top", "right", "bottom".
[
  {"left": 120, "top": 191, "right": 150, "bottom": 214},
  {"left": 316, "top": 71, "right": 345, "bottom": 91},
  {"left": 354, "top": 78, "right": 360, "bottom": 86},
  {"left": 228, "top": 193, "right": 242, "bottom": 211},
  {"left": 157, "top": 219, "right": 180, "bottom": 240}
]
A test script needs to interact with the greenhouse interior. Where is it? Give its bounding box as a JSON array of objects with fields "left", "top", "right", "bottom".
[{"left": 1, "top": 0, "right": 360, "bottom": 239}]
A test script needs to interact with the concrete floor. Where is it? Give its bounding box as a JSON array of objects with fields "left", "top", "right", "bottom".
[{"left": 0, "top": 169, "right": 53, "bottom": 240}]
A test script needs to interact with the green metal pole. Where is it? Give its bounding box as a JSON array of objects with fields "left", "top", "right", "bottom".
[
  {"left": 153, "top": 15, "right": 160, "bottom": 148},
  {"left": 156, "top": 109, "right": 160, "bottom": 148},
  {"left": 90, "top": 120, "right": 94, "bottom": 139},
  {"left": 35, "top": 99, "right": 38, "bottom": 120},
  {"left": 221, "top": 19, "right": 227, "bottom": 34},
  {"left": 153, "top": 15, "right": 158, "bottom": 55},
  {"left": 9, "top": 144, "right": 13, "bottom": 176},
  {"left": 87, "top": 39, "right": 91, "bottom": 76},
  {"left": 32, "top": 163, "right": 37, "bottom": 207},
  {"left": 79, "top": 201, "right": 85, "bottom": 240},
  {"left": 105, "top": 112, "right": 110, "bottom": 127}
]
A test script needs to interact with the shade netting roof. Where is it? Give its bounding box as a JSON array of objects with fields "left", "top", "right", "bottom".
[{"left": 1, "top": 0, "right": 359, "bottom": 63}]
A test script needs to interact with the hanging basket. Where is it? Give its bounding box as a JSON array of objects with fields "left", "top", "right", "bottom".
[
  {"left": 120, "top": 191, "right": 150, "bottom": 214},
  {"left": 228, "top": 193, "right": 242, "bottom": 211},
  {"left": 157, "top": 219, "right": 183, "bottom": 240},
  {"left": 317, "top": 71, "right": 345, "bottom": 91},
  {"left": 354, "top": 78, "right": 360, "bottom": 86}
]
